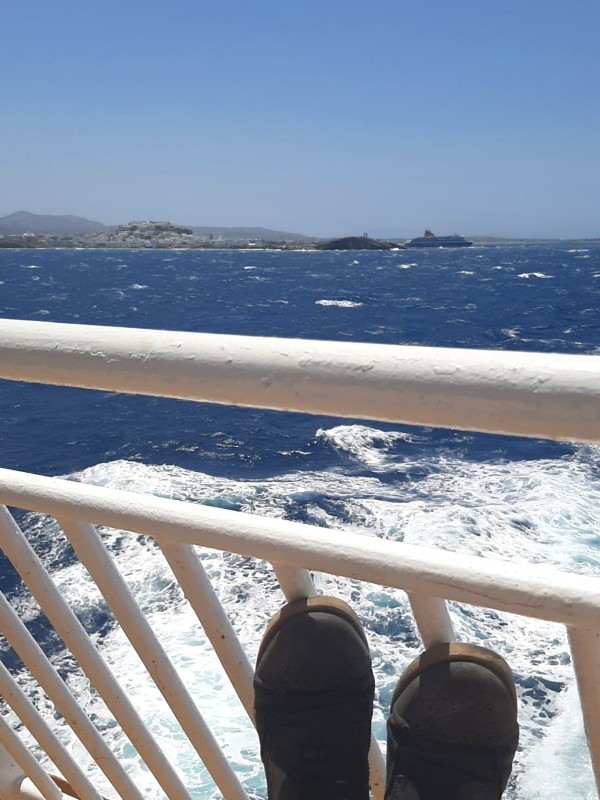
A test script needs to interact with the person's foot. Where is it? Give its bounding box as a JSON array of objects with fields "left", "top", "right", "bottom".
[
  {"left": 253, "top": 597, "right": 375, "bottom": 800},
  {"left": 385, "top": 642, "right": 519, "bottom": 800}
]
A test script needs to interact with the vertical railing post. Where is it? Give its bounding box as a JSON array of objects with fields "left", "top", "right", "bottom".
[
  {"left": 0, "top": 506, "right": 194, "bottom": 800},
  {"left": 59, "top": 518, "right": 249, "bottom": 800},
  {"left": 0, "top": 728, "right": 62, "bottom": 800},
  {"left": 159, "top": 541, "right": 257, "bottom": 720},
  {"left": 0, "top": 658, "right": 102, "bottom": 800},
  {"left": 407, "top": 592, "right": 455, "bottom": 648},
  {"left": 272, "top": 564, "right": 316, "bottom": 601},
  {"left": 0, "top": 591, "right": 143, "bottom": 800},
  {"left": 0, "top": 746, "right": 28, "bottom": 800},
  {"left": 568, "top": 626, "right": 600, "bottom": 797}
]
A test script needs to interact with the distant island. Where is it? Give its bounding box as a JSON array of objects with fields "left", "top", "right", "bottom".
[
  {"left": 315, "top": 235, "right": 400, "bottom": 251},
  {"left": 0, "top": 212, "right": 598, "bottom": 250}
]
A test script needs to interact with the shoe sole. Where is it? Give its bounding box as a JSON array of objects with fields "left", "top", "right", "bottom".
[
  {"left": 256, "top": 595, "right": 369, "bottom": 665},
  {"left": 391, "top": 641, "right": 517, "bottom": 710}
]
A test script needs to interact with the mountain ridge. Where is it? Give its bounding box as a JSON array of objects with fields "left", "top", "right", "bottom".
[
  {"left": 0, "top": 212, "right": 315, "bottom": 241},
  {"left": 0, "top": 211, "right": 109, "bottom": 235}
]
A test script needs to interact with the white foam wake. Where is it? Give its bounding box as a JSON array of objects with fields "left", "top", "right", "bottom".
[{"left": 5, "top": 427, "right": 599, "bottom": 798}]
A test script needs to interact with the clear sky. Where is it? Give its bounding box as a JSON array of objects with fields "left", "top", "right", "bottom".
[{"left": 3, "top": 0, "right": 599, "bottom": 238}]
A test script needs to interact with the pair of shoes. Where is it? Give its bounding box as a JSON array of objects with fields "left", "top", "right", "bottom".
[{"left": 253, "top": 597, "right": 519, "bottom": 800}]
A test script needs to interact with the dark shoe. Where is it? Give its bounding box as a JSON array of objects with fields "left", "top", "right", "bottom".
[
  {"left": 254, "top": 597, "right": 375, "bottom": 800},
  {"left": 386, "top": 642, "right": 519, "bottom": 800}
]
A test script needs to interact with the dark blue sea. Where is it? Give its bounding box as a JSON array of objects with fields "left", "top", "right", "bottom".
[{"left": 1, "top": 244, "right": 599, "bottom": 799}]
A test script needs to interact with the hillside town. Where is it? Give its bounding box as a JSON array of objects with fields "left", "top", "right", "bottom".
[{"left": 0, "top": 219, "right": 312, "bottom": 250}]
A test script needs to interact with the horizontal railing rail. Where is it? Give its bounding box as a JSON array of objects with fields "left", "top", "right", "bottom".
[
  {"left": 0, "top": 318, "right": 599, "bottom": 441},
  {"left": 0, "top": 320, "right": 598, "bottom": 799},
  {"left": 0, "top": 470, "right": 598, "bottom": 631}
]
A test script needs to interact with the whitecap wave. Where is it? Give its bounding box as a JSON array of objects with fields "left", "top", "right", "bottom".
[
  {"left": 315, "top": 299, "right": 363, "bottom": 307},
  {"left": 502, "top": 327, "right": 521, "bottom": 339},
  {"left": 316, "top": 424, "right": 418, "bottom": 470}
]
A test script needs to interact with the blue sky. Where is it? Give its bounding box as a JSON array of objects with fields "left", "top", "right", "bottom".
[{"left": 3, "top": 1, "right": 599, "bottom": 237}]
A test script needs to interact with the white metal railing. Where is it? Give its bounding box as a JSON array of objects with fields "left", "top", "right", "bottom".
[{"left": 0, "top": 319, "right": 598, "bottom": 800}]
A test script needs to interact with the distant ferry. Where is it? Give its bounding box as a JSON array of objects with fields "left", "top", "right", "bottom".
[{"left": 406, "top": 229, "right": 473, "bottom": 248}]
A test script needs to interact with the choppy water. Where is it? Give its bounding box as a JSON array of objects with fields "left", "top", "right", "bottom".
[{"left": 1, "top": 244, "right": 599, "bottom": 799}]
